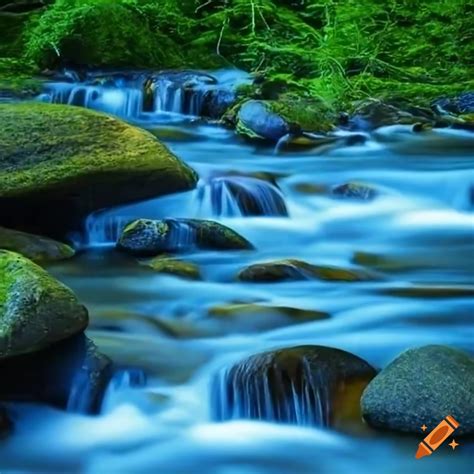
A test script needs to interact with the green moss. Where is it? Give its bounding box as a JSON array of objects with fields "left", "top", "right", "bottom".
[
  {"left": 0, "top": 226, "right": 74, "bottom": 264},
  {"left": 0, "top": 102, "right": 197, "bottom": 202},
  {"left": 4, "top": 0, "right": 472, "bottom": 109},
  {"left": 22, "top": 0, "right": 223, "bottom": 69},
  {"left": 0, "top": 250, "right": 88, "bottom": 359},
  {"left": 266, "top": 96, "right": 335, "bottom": 132},
  {"left": 141, "top": 256, "right": 201, "bottom": 280},
  {"left": 187, "top": 219, "right": 254, "bottom": 251},
  {"left": 0, "top": 58, "right": 42, "bottom": 97}
]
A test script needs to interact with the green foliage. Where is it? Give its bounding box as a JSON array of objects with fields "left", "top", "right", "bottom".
[
  {"left": 23, "top": 0, "right": 187, "bottom": 68},
  {"left": 2, "top": 0, "right": 472, "bottom": 105}
]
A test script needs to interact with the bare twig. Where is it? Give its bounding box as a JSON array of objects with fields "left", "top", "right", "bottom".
[
  {"left": 256, "top": 3, "right": 270, "bottom": 30},
  {"left": 250, "top": 0, "right": 256, "bottom": 34},
  {"left": 216, "top": 16, "right": 228, "bottom": 56},
  {"left": 195, "top": 0, "right": 213, "bottom": 14}
]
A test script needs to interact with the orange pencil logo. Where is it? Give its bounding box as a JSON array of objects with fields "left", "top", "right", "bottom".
[{"left": 415, "top": 415, "right": 460, "bottom": 459}]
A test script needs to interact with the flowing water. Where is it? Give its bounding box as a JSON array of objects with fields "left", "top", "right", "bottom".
[{"left": 1, "top": 71, "right": 474, "bottom": 473}]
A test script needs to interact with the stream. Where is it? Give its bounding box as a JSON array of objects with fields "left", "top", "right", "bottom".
[{"left": 1, "top": 70, "right": 473, "bottom": 473}]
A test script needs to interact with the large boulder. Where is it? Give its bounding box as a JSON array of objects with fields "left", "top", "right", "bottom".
[
  {"left": 361, "top": 345, "right": 474, "bottom": 435},
  {"left": 0, "top": 102, "right": 198, "bottom": 237},
  {"left": 211, "top": 345, "right": 376, "bottom": 429},
  {"left": 0, "top": 226, "right": 74, "bottom": 264},
  {"left": 117, "top": 218, "right": 254, "bottom": 256},
  {"left": 0, "top": 250, "right": 88, "bottom": 359}
]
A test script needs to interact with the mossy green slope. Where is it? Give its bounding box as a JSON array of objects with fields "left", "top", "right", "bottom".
[
  {"left": 0, "top": 250, "right": 88, "bottom": 359},
  {"left": 0, "top": 102, "right": 198, "bottom": 234}
]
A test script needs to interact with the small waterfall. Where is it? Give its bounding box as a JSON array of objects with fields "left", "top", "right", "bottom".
[
  {"left": 165, "top": 218, "right": 198, "bottom": 251},
  {"left": 81, "top": 211, "right": 132, "bottom": 247},
  {"left": 65, "top": 336, "right": 113, "bottom": 415},
  {"left": 101, "top": 369, "right": 147, "bottom": 413},
  {"left": 195, "top": 176, "right": 288, "bottom": 217},
  {"left": 210, "top": 359, "right": 330, "bottom": 427},
  {"left": 274, "top": 133, "right": 292, "bottom": 154},
  {"left": 39, "top": 69, "right": 251, "bottom": 121}
]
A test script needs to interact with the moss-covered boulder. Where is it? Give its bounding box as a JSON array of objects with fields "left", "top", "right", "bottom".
[
  {"left": 117, "top": 218, "right": 254, "bottom": 256},
  {"left": 0, "top": 250, "right": 88, "bottom": 359},
  {"left": 212, "top": 345, "right": 376, "bottom": 429},
  {"left": 361, "top": 345, "right": 474, "bottom": 435},
  {"left": 238, "top": 259, "right": 375, "bottom": 283},
  {"left": 236, "top": 98, "right": 334, "bottom": 142},
  {"left": 0, "top": 103, "right": 198, "bottom": 236},
  {"left": 0, "top": 333, "right": 112, "bottom": 414},
  {"left": 140, "top": 256, "right": 202, "bottom": 280},
  {"left": 0, "top": 226, "right": 74, "bottom": 264}
]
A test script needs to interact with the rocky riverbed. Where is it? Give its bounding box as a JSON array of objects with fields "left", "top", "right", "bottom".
[{"left": 0, "top": 69, "right": 473, "bottom": 473}]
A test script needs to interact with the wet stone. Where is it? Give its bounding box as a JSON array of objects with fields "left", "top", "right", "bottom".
[
  {"left": 331, "top": 182, "right": 378, "bottom": 201},
  {"left": 238, "top": 259, "right": 376, "bottom": 283},
  {"left": 211, "top": 345, "right": 376, "bottom": 429},
  {"left": 0, "top": 334, "right": 113, "bottom": 414},
  {"left": 117, "top": 218, "right": 254, "bottom": 256},
  {"left": 361, "top": 345, "right": 474, "bottom": 435}
]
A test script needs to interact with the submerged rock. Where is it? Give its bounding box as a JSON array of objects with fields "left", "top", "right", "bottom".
[
  {"left": 209, "top": 303, "right": 328, "bottom": 321},
  {"left": 238, "top": 259, "right": 375, "bottom": 283},
  {"left": 382, "top": 285, "right": 474, "bottom": 298},
  {"left": 117, "top": 218, "right": 254, "bottom": 256},
  {"left": 0, "top": 405, "right": 11, "bottom": 438},
  {"left": 0, "top": 103, "right": 197, "bottom": 237},
  {"left": 140, "top": 256, "right": 202, "bottom": 280},
  {"left": 361, "top": 345, "right": 474, "bottom": 435},
  {"left": 208, "top": 303, "right": 329, "bottom": 333},
  {"left": 0, "top": 226, "right": 74, "bottom": 264},
  {"left": 0, "top": 250, "right": 88, "bottom": 359},
  {"left": 331, "top": 182, "right": 378, "bottom": 201},
  {"left": 212, "top": 345, "right": 376, "bottom": 428},
  {"left": 0, "top": 334, "right": 112, "bottom": 414}
]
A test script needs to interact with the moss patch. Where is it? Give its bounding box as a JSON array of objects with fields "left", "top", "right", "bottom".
[
  {"left": 0, "top": 102, "right": 197, "bottom": 235},
  {"left": 140, "top": 256, "right": 202, "bottom": 280}
]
